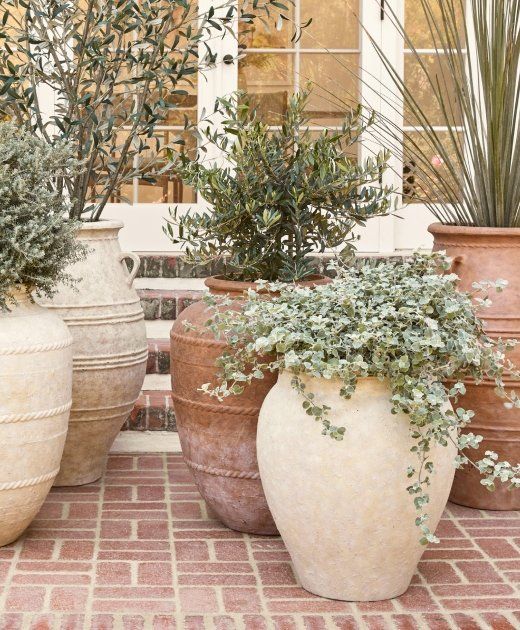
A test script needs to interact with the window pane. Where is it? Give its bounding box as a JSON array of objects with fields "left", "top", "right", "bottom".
[
  {"left": 403, "top": 131, "right": 462, "bottom": 204},
  {"left": 239, "top": 1, "right": 295, "bottom": 48},
  {"left": 405, "top": 0, "right": 466, "bottom": 49},
  {"left": 301, "top": 0, "right": 359, "bottom": 49},
  {"left": 404, "top": 54, "right": 462, "bottom": 126},
  {"left": 300, "top": 54, "right": 359, "bottom": 125},
  {"left": 238, "top": 54, "right": 294, "bottom": 123}
]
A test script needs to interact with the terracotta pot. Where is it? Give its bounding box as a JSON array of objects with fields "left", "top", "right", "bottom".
[
  {"left": 170, "top": 275, "right": 330, "bottom": 535},
  {"left": 39, "top": 220, "right": 148, "bottom": 486},
  {"left": 0, "top": 287, "right": 72, "bottom": 546},
  {"left": 258, "top": 373, "right": 457, "bottom": 601},
  {"left": 429, "top": 223, "right": 520, "bottom": 510}
]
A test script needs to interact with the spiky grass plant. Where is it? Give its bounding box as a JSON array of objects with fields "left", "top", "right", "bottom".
[{"left": 365, "top": 0, "right": 520, "bottom": 227}]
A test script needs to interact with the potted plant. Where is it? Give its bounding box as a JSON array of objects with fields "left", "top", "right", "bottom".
[
  {"left": 202, "top": 252, "right": 520, "bottom": 601},
  {"left": 0, "top": 0, "right": 288, "bottom": 486},
  {"left": 0, "top": 122, "right": 84, "bottom": 545},
  {"left": 165, "top": 90, "right": 392, "bottom": 533},
  {"left": 360, "top": 0, "right": 520, "bottom": 509}
]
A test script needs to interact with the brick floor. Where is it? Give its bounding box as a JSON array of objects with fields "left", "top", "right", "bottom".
[{"left": 0, "top": 454, "right": 519, "bottom": 629}]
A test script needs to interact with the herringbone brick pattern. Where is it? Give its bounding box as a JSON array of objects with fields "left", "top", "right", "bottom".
[{"left": 0, "top": 454, "right": 519, "bottom": 629}]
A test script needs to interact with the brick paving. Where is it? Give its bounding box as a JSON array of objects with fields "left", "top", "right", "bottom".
[{"left": 0, "top": 454, "right": 519, "bottom": 629}]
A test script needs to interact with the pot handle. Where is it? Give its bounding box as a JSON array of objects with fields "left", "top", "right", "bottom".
[
  {"left": 118, "top": 252, "right": 141, "bottom": 287},
  {"left": 449, "top": 255, "right": 465, "bottom": 276}
]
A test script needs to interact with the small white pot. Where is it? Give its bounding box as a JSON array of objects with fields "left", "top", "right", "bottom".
[
  {"left": 257, "top": 373, "right": 457, "bottom": 601},
  {"left": 0, "top": 287, "right": 72, "bottom": 546}
]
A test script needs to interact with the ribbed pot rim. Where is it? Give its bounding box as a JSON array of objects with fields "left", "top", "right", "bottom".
[
  {"left": 78, "top": 218, "right": 124, "bottom": 231},
  {"left": 428, "top": 222, "right": 520, "bottom": 238},
  {"left": 205, "top": 274, "right": 331, "bottom": 296}
]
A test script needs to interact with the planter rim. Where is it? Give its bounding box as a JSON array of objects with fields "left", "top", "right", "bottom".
[
  {"left": 428, "top": 222, "right": 520, "bottom": 238},
  {"left": 78, "top": 218, "right": 124, "bottom": 231},
  {"left": 205, "top": 274, "right": 330, "bottom": 296}
]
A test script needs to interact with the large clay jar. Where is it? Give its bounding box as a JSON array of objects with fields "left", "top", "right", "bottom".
[
  {"left": 39, "top": 220, "right": 148, "bottom": 486},
  {"left": 258, "top": 374, "right": 457, "bottom": 601},
  {"left": 430, "top": 223, "right": 520, "bottom": 510},
  {"left": 0, "top": 287, "right": 72, "bottom": 546},
  {"left": 171, "top": 275, "right": 329, "bottom": 535}
]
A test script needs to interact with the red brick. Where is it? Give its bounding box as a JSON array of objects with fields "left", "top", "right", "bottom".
[
  {"left": 214, "top": 541, "right": 249, "bottom": 561},
  {"left": 273, "top": 617, "right": 298, "bottom": 630},
  {"left": 137, "top": 486, "right": 165, "bottom": 501},
  {"left": 179, "top": 574, "right": 257, "bottom": 586},
  {"left": 153, "top": 615, "right": 177, "bottom": 630},
  {"left": 16, "top": 561, "right": 92, "bottom": 572},
  {"left": 257, "top": 562, "right": 297, "bottom": 585},
  {"left": 94, "top": 587, "right": 174, "bottom": 599},
  {"left": 456, "top": 560, "right": 504, "bottom": 583},
  {"left": 68, "top": 503, "right": 99, "bottom": 519},
  {"left": 123, "top": 615, "right": 145, "bottom": 630},
  {"left": 50, "top": 587, "right": 89, "bottom": 611},
  {"left": 174, "top": 541, "right": 209, "bottom": 562},
  {"left": 179, "top": 562, "right": 253, "bottom": 574},
  {"left": 391, "top": 615, "right": 419, "bottom": 629},
  {"left": 223, "top": 587, "right": 262, "bottom": 613},
  {"left": 107, "top": 456, "right": 134, "bottom": 470},
  {"left": 331, "top": 616, "right": 359, "bottom": 630},
  {"left": 138, "top": 562, "right": 173, "bottom": 585},
  {"left": 179, "top": 587, "right": 219, "bottom": 613},
  {"left": 13, "top": 573, "right": 90, "bottom": 585},
  {"left": 396, "top": 586, "right": 439, "bottom": 611},
  {"left": 96, "top": 562, "right": 132, "bottom": 585},
  {"left": 137, "top": 456, "right": 164, "bottom": 470},
  {"left": 268, "top": 601, "right": 351, "bottom": 613},
  {"left": 137, "top": 521, "right": 170, "bottom": 540},
  {"left": 104, "top": 487, "right": 133, "bottom": 501},
  {"left": 93, "top": 600, "right": 174, "bottom": 613},
  {"left": 480, "top": 612, "right": 518, "bottom": 629},
  {"left": 475, "top": 538, "right": 518, "bottom": 558},
  {"left": 100, "top": 520, "right": 132, "bottom": 539},
  {"left": 59, "top": 541, "right": 95, "bottom": 560},
  {"left": 442, "top": 598, "right": 520, "bottom": 610},
  {"left": 432, "top": 584, "right": 513, "bottom": 596},
  {"left": 418, "top": 561, "right": 461, "bottom": 583},
  {"left": 449, "top": 613, "right": 482, "bottom": 629},
  {"left": 0, "top": 614, "right": 23, "bottom": 630},
  {"left": 19, "top": 540, "right": 55, "bottom": 560},
  {"left": 5, "top": 587, "right": 45, "bottom": 612},
  {"left": 171, "top": 502, "right": 202, "bottom": 519},
  {"left": 419, "top": 614, "right": 451, "bottom": 630},
  {"left": 356, "top": 600, "right": 394, "bottom": 612},
  {"left": 361, "top": 616, "right": 387, "bottom": 630},
  {"left": 303, "top": 617, "right": 327, "bottom": 630},
  {"left": 243, "top": 615, "right": 269, "bottom": 630}
]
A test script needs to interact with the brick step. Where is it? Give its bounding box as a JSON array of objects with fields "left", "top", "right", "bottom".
[
  {"left": 146, "top": 321, "right": 173, "bottom": 374},
  {"left": 125, "top": 374, "right": 174, "bottom": 432},
  {"left": 136, "top": 277, "right": 204, "bottom": 320}
]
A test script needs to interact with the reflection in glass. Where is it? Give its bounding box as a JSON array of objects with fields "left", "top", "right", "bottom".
[{"left": 301, "top": 0, "right": 359, "bottom": 49}]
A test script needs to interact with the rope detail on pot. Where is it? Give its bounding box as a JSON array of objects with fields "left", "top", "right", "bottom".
[
  {"left": 171, "top": 393, "right": 259, "bottom": 416},
  {"left": 0, "top": 339, "right": 72, "bottom": 355},
  {"left": 170, "top": 332, "right": 225, "bottom": 348},
  {"left": 0, "top": 469, "right": 60, "bottom": 491},
  {"left": 0, "top": 402, "right": 72, "bottom": 424},
  {"left": 184, "top": 457, "right": 261, "bottom": 479}
]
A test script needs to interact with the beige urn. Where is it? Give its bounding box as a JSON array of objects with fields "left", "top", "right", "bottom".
[
  {"left": 0, "top": 287, "right": 72, "bottom": 546},
  {"left": 39, "top": 220, "right": 148, "bottom": 486},
  {"left": 257, "top": 373, "right": 457, "bottom": 601}
]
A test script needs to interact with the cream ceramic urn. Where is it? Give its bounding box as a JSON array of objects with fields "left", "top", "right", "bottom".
[
  {"left": 0, "top": 287, "right": 72, "bottom": 546},
  {"left": 257, "top": 373, "right": 457, "bottom": 601},
  {"left": 39, "top": 220, "right": 148, "bottom": 486}
]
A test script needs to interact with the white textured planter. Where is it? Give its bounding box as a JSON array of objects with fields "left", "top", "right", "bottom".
[
  {"left": 0, "top": 287, "right": 72, "bottom": 546},
  {"left": 39, "top": 220, "right": 147, "bottom": 486},
  {"left": 258, "top": 373, "right": 457, "bottom": 601}
]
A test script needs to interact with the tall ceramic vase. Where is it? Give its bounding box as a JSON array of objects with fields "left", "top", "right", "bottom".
[
  {"left": 430, "top": 223, "right": 520, "bottom": 510},
  {"left": 258, "top": 374, "right": 456, "bottom": 601},
  {"left": 0, "top": 287, "right": 72, "bottom": 546},
  {"left": 171, "top": 275, "right": 329, "bottom": 535},
  {"left": 39, "top": 220, "right": 148, "bottom": 486}
]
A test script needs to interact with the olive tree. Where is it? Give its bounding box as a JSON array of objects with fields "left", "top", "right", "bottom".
[{"left": 0, "top": 0, "right": 292, "bottom": 220}]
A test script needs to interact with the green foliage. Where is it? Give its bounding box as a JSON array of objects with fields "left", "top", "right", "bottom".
[
  {"left": 0, "top": 122, "right": 85, "bottom": 310},
  {"left": 201, "top": 252, "right": 520, "bottom": 542},
  {"left": 165, "top": 90, "right": 392, "bottom": 281},
  {"left": 367, "top": 0, "right": 520, "bottom": 227},
  {"left": 0, "top": 0, "right": 291, "bottom": 220}
]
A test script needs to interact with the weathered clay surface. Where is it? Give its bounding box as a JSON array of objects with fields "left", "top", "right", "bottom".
[
  {"left": 430, "top": 223, "right": 520, "bottom": 509},
  {"left": 39, "top": 221, "right": 147, "bottom": 486},
  {"left": 171, "top": 275, "right": 329, "bottom": 535},
  {"left": 258, "top": 374, "right": 456, "bottom": 601},
  {"left": 0, "top": 287, "right": 72, "bottom": 546}
]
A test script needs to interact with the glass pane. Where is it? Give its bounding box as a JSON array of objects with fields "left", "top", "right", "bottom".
[
  {"left": 405, "top": 0, "right": 466, "bottom": 49},
  {"left": 239, "top": 1, "right": 295, "bottom": 48},
  {"left": 301, "top": 0, "right": 359, "bottom": 49},
  {"left": 300, "top": 54, "right": 359, "bottom": 125},
  {"left": 238, "top": 54, "right": 294, "bottom": 123},
  {"left": 137, "top": 131, "right": 196, "bottom": 204},
  {"left": 403, "top": 131, "right": 462, "bottom": 204},
  {"left": 404, "top": 54, "right": 462, "bottom": 126}
]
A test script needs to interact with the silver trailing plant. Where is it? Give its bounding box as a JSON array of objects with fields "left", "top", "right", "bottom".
[
  {"left": 199, "top": 253, "right": 520, "bottom": 543},
  {"left": 0, "top": 122, "right": 84, "bottom": 310}
]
